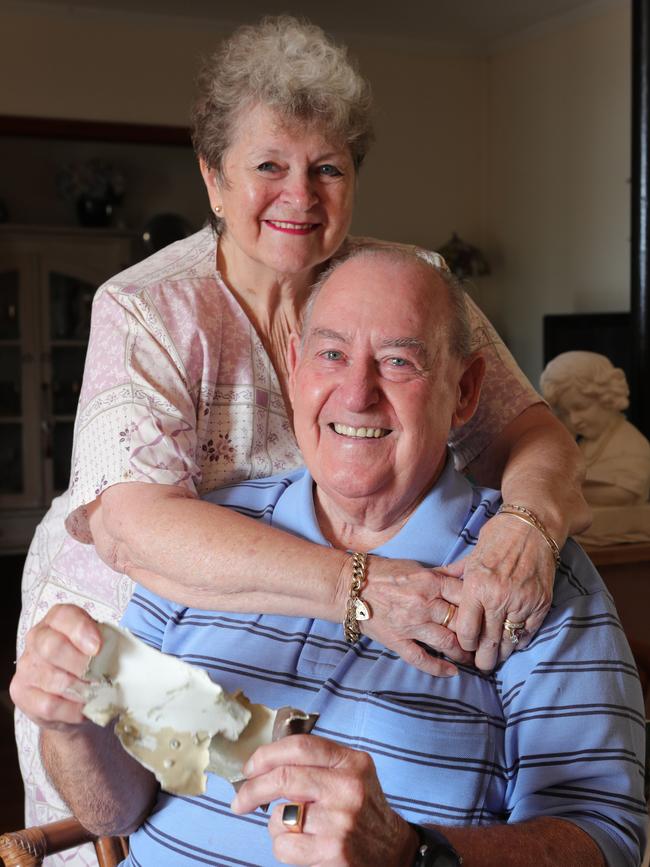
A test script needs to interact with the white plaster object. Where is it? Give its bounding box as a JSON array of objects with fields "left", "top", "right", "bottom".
[{"left": 83, "top": 623, "right": 317, "bottom": 796}]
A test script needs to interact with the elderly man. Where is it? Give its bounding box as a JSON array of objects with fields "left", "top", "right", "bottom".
[{"left": 12, "top": 246, "right": 646, "bottom": 867}]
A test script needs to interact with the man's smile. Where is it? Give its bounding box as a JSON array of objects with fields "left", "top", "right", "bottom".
[{"left": 330, "top": 423, "right": 390, "bottom": 439}]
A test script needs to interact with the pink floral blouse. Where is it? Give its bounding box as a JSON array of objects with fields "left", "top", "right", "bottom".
[{"left": 16, "top": 226, "right": 538, "bottom": 857}]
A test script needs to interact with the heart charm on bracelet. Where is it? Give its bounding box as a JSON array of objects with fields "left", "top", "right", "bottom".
[{"left": 353, "top": 598, "right": 370, "bottom": 620}]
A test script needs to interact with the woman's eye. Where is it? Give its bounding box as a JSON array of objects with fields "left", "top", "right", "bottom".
[
  {"left": 257, "top": 161, "right": 279, "bottom": 173},
  {"left": 316, "top": 164, "right": 343, "bottom": 178},
  {"left": 321, "top": 350, "right": 343, "bottom": 361}
]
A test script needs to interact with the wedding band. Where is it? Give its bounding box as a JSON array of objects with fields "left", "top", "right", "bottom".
[
  {"left": 503, "top": 618, "right": 526, "bottom": 647},
  {"left": 281, "top": 802, "right": 305, "bottom": 833},
  {"left": 441, "top": 603, "right": 456, "bottom": 629}
]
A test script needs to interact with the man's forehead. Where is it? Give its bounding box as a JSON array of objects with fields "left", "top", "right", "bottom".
[{"left": 307, "top": 256, "right": 447, "bottom": 343}]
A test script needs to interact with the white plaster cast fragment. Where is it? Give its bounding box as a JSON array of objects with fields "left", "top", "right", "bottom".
[{"left": 82, "top": 623, "right": 317, "bottom": 797}]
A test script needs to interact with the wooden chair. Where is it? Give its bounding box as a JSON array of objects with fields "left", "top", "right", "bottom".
[{"left": 0, "top": 818, "right": 127, "bottom": 867}]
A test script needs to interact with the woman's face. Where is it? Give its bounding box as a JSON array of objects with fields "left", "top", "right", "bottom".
[
  {"left": 201, "top": 102, "right": 356, "bottom": 282},
  {"left": 555, "top": 385, "right": 616, "bottom": 440}
]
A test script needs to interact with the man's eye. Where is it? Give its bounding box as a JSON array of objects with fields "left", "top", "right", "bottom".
[
  {"left": 321, "top": 350, "right": 343, "bottom": 361},
  {"left": 387, "top": 357, "right": 410, "bottom": 367},
  {"left": 316, "top": 164, "right": 343, "bottom": 178}
]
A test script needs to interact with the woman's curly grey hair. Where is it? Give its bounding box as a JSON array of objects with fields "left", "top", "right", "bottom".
[
  {"left": 540, "top": 351, "right": 630, "bottom": 412},
  {"left": 192, "top": 15, "right": 374, "bottom": 229}
]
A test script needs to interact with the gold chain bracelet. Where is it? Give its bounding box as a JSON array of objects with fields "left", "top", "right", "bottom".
[
  {"left": 343, "top": 552, "right": 371, "bottom": 644},
  {"left": 497, "top": 503, "right": 561, "bottom": 567}
]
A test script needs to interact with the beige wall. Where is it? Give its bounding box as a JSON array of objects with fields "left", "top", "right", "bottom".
[
  {"left": 0, "top": 2, "right": 631, "bottom": 384},
  {"left": 483, "top": 0, "right": 630, "bottom": 383}
]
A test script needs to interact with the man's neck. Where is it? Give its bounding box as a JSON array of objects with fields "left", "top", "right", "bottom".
[{"left": 312, "top": 467, "right": 442, "bottom": 552}]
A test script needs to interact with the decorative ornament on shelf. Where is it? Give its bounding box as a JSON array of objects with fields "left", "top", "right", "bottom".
[
  {"left": 56, "top": 159, "right": 126, "bottom": 228},
  {"left": 142, "top": 213, "right": 194, "bottom": 254},
  {"left": 438, "top": 232, "right": 490, "bottom": 279}
]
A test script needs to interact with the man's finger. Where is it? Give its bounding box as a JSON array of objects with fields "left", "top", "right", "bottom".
[
  {"left": 437, "top": 558, "right": 466, "bottom": 579},
  {"left": 436, "top": 573, "right": 464, "bottom": 605},
  {"left": 243, "top": 734, "right": 351, "bottom": 780},
  {"left": 44, "top": 604, "right": 102, "bottom": 657},
  {"left": 454, "top": 595, "right": 484, "bottom": 652},
  {"left": 474, "top": 608, "right": 506, "bottom": 671}
]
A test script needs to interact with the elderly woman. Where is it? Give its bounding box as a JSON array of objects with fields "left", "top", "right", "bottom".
[{"left": 17, "top": 16, "right": 588, "bottom": 849}]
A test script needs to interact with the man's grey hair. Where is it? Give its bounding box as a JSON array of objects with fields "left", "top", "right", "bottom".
[
  {"left": 301, "top": 244, "right": 473, "bottom": 359},
  {"left": 192, "top": 16, "right": 374, "bottom": 232}
]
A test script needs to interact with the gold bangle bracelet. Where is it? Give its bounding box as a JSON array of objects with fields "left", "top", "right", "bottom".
[
  {"left": 497, "top": 503, "right": 561, "bottom": 567},
  {"left": 343, "top": 552, "right": 371, "bottom": 644}
]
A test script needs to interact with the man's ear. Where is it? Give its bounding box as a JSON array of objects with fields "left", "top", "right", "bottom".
[
  {"left": 287, "top": 332, "right": 301, "bottom": 407},
  {"left": 451, "top": 352, "right": 486, "bottom": 429}
]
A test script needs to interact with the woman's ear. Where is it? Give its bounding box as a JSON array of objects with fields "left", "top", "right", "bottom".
[
  {"left": 199, "top": 158, "right": 221, "bottom": 206},
  {"left": 451, "top": 353, "right": 486, "bottom": 428},
  {"left": 287, "top": 332, "right": 301, "bottom": 407}
]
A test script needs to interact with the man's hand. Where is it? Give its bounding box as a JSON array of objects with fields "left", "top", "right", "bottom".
[
  {"left": 361, "top": 559, "right": 472, "bottom": 676},
  {"left": 449, "top": 514, "right": 554, "bottom": 671},
  {"left": 10, "top": 603, "right": 102, "bottom": 731},
  {"left": 231, "top": 734, "right": 418, "bottom": 867}
]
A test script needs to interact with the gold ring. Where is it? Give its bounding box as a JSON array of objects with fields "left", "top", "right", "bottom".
[
  {"left": 281, "top": 802, "right": 305, "bottom": 833},
  {"left": 503, "top": 618, "right": 526, "bottom": 646},
  {"left": 441, "top": 603, "right": 456, "bottom": 629}
]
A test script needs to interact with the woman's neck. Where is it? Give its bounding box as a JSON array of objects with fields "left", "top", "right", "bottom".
[
  {"left": 216, "top": 232, "right": 316, "bottom": 323},
  {"left": 215, "top": 231, "right": 324, "bottom": 410}
]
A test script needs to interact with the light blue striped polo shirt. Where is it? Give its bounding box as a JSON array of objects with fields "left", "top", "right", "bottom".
[{"left": 120, "top": 461, "right": 646, "bottom": 867}]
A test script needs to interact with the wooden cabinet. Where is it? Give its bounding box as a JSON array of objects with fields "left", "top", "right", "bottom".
[{"left": 0, "top": 225, "right": 134, "bottom": 552}]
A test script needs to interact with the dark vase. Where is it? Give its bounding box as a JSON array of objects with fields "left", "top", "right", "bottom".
[{"left": 76, "top": 196, "right": 114, "bottom": 228}]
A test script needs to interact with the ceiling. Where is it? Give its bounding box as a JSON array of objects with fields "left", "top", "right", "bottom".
[{"left": 23, "top": 0, "right": 614, "bottom": 49}]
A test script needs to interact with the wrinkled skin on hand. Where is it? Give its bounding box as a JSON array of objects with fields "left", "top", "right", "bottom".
[
  {"left": 359, "top": 558, "right": 470, "bottom": 676},
  {"left": 10, "top": 604, "right": 102, "bottom": 732},
  {"left": 450, "top": 514, "right": 555, "bottom": 671},
  {"left": 231, "top": 734, "right": 417, "bottom": 867}
]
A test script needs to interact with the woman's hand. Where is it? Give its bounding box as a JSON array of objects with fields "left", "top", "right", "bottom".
[
  {"left": 231, "top": 734, "right": 418, "bottom": 867},
  {"left": 449, "top": 514, "right": 556, "bottom": 671},
  {"left": 359, "top": 559, "right": 472, "bottom": 676},
  {"left": 10, "top": 604, "right": 102, "bottom": 731}
]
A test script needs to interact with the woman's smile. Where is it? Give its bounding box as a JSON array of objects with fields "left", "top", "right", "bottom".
[{"left": 264, "top": 219, "right": 320, "bottom": 235}]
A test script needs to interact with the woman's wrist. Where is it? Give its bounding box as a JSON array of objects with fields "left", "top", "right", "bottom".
[{"left": 496, "top": 503, "right": 561, "bottom": 567}]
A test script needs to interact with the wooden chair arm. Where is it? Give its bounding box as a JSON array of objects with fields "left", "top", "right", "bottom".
[{"left": 0, "top": 817, "right": 127, "bottom": 867}]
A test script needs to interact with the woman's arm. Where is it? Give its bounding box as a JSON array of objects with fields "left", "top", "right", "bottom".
[
  {"left": 90, "top": 486, "right": 471, "bottom": 677},
  {"left": 453, "top": 403, "right": 591, "bottom": 670}
]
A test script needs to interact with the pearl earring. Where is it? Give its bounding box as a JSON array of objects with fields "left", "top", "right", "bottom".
[{"left": 214, "top": 205, "right": 222, "bottom": 215}]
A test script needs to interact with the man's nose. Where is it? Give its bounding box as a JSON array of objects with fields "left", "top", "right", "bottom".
[
  {"left": 339, "top": 359, "right": 380, "bottom": 411},
  {"left": 282, "top": 171, "right": 318, "bottom": 211}
]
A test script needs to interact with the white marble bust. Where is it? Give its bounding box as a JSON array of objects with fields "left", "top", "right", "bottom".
[{"left": 540, "top": 351, "right": 650, "bottom": 545}]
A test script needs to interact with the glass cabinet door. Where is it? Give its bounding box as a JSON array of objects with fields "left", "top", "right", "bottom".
[
  {"left": 43, "top": 271, "right": 93, "bottom": 498},
  {"left": 0, "top": 266, "right": 39, "bottom": 503}
]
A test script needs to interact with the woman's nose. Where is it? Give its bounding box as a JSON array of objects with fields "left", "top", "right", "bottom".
[{"left": 282, "top": 171, "right": 318, "bottom": 211}]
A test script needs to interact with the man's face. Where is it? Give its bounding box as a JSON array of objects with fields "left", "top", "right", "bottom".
[{"left": 289, "top": 254, "right": 483, "bottom": 524}]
